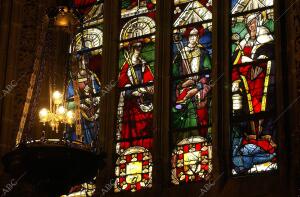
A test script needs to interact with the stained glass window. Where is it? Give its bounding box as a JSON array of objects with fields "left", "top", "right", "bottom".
[
  {"left": 71, "top": 28, "right": 103, "bottom": 55},
  {"left": 171, "top": 0, "right": 213, "bottom": 185},
  {"left": 230, "top": 0, "right": 277, "bottom": 175},
  {"left": 66, "top": 0, "right": 104, "bottom": 148},
  {"left": 114, "top": 0, "right": 156, "bottom": 193},
  {"left": 62, "top": 1, "right": 104, "bottom": 197},
  {"left": 61, "top": 181, "right": 96, "bottom": 197}
]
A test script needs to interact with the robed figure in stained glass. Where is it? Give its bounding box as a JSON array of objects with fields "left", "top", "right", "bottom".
[
  {"left": 66, "top": 55, "right": 101, "bottom": 146},
  {"left": 172, "top": 27, "right": 212, "bottom": 137},
  {"left": 232, "top": 13, "right": 275, "bottom": 142},
  {"left": 173, "top": 27, "right": 211, "bottom": 75},
  {"left": 233, "top": 13, "right": 274, "bottom": 64},
  {"left": 231, "top": 12, "right": 277, "bottom": 173},
  {"left": 117, "top": 42, "right": 154, "bottom": 150}
]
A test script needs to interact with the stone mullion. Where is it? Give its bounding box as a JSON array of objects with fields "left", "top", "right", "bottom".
[
  {"left": 160, "top": 0, "right": 172, "bottom": 192},
  {"left": 274, "top": 0, "right": 290, "bottom": 196},
  {"left": 95, "top": 0, "right": 120, "bottom": 196}
]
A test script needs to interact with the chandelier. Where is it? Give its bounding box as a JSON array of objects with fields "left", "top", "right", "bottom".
[
  {"left": 39, "top": 90, "right": 75, "bottom": 132},
  {"left": 54, "top": 6, "right": 78, "bottom": 27}
]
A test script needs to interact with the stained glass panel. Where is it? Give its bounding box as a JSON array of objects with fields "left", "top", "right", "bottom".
[
  {"left": 173, "top": 1, "right": 212, "bottom": 27},
  {"left": 118, "top": 37, "right": 155, "bottom": 84},
  {"left": 231, "top": 0, "right": 273, "bottom": 14},
  {"left": 72, "top": 28, "right": 103, "bottom": 55},
  {"left": 172, "top": 24, "right": 212, "bottom": 77},
  {"left": 115, "top": 85, "right": 154, "bottom": 148},
  {"left": 232, "top": 117, "right": 277, "bottom": 174},
  {"left": 171, "top": 136, "right": 212, "bottom": 184},
  {"left": 83, "top": 3, "right": 104, "bottom": 26},
  {"left": 232, "top": 10, "right": 274, "bottom": 65},
  {"left": 231, "top": 0, "right": 277, "bottom": 175},
  {"left": 115, "top": 147, "right": 152, "bottom": 192},
  {"left": 66, "top": 56, "right": 102, "bottom": 145},
  {"left": 114, "top": 1, "right": 156, "bottom": 192},
  {"left": 62, "top": 1, "right": 103, "bottom": 196},
  {"left": 171, "top": 0, "right": 213, "bottom": 185},
  {"left": 171, "top": 74, "right": 212, "bottom": 130},
  {"left": 70, "top": 0, "right": 104, "bottom": 54},
  {"left": 60, "top": 181, "right": 96, "bottom": 197},
  {"left": 120, "top": 16, "right": 156, "bottom": 41},
  {"left": 66, "top": 1, "right": 104, "bottom": 148},
  {"left": 121, "top": 0, "right": 156, "bottom": 18}
]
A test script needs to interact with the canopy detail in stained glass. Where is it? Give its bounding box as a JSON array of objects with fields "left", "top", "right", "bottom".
[
  {"left": 71, "top": 28, "right": 103, "bottom": 54},
  {"left": 83, "top": 3, "right": 104, "bottom": 26},
  {"left": 174, "top": 0, "right": 193, "bottom": 5},
  {"left": 173, "top": 1, "right": 212, "bottom": 27},
  {"left": 231, "top": 0, "right": 273, "bottom": 14},
  {"left": 120, "top": 16, "right": 156, "bottom": 41},
  {"left": 121, "top": 0, "right": 156, "bottom": 18}
]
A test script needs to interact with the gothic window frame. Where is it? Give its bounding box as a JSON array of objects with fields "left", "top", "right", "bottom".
[{"left": 98, "top": 0, "right": 289, "bottom": 196}]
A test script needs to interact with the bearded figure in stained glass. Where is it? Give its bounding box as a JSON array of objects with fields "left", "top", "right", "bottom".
[
  {"left": 117, "top": 42, "right": 154, "bottom": 150},
  {"left": 172, "top": 27, "right": 212, "bottom": 137}
]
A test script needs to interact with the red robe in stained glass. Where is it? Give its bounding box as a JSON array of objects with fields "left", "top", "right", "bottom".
[{"left": 117, "top": 61, "right": 154, "bottom": 151}]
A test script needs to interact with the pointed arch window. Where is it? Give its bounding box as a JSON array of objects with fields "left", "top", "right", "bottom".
[
  {"left": 105, "top": 0, "right": 285, "bottom": 195},
  {"left": 230, "top": 0, "right": 277, "bottom": 174},
  {"left": 170, "top": 0, "right": 213, "bottom": 185},
  {"left": 114, "top": 0, "right": 156, "bottom": 193}
]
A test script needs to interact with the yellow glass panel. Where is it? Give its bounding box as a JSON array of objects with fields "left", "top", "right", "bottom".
[
  {"left": 184, "top": 151, "right": 200, "bottom": 165},
  {"left": 125, "top": 161, "right": 143, "bottom": 184},
  {"left": 126, "top": 161, "right": 142, "bottom": 175},
  {"left": 126, "top": 174, "right": 142, "bottom": 184}
]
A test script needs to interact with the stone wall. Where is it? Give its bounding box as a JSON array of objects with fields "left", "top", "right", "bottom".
[{"left": 291, "top": 2, "right": 300, "bottom": 196}]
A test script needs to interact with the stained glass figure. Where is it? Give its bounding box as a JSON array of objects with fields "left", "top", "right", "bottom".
[
  {"left": 62, "top": 1, "right": 104, "bottom": 196},
  {"left": 119, "top": 37, "right": 155, "bottom": 77},
  {"left": 66, "top": 1, "right": 104, "bottom": 148},
  {"left": 66, "top": 55, "right": 102, "bottom": 145},
  {"left": 171, "top": 75, "right": 212, "bottom": 131},
  {"left": 115, "top": 41, "right": 154, "bottom": 173},
  {"left": 171, "top": 0, "right": 213, "bottom": 185},
  {"left": 172, "top": 26, "right": 212, "bottom": 77},
  {"left": 114, "top": 1, "right": 156, "bottom": 192},
  {"left": 231, "top": 1, "right": 277, "bottom": 175},
  {"left": 232, "top": 11, "right": 274, "bottom": 65}
]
